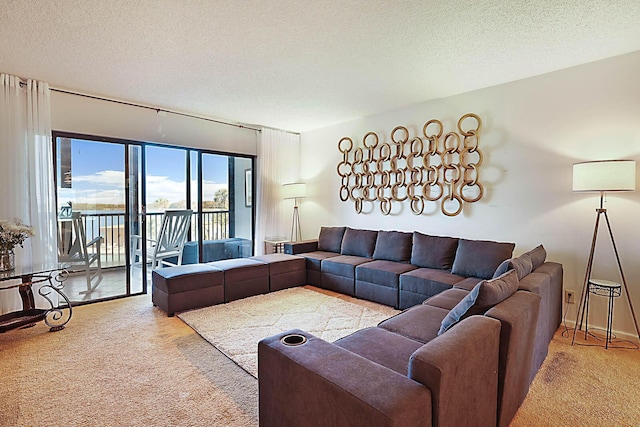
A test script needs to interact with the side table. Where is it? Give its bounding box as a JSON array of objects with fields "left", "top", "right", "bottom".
[
  {"left": 583, "top": 278, "right": 621, "bottom": 349},
  {"left": 0, "top": 264, "right": 72, "bottom": 333},
  {"left": 264, "top": 237, "right": 290, "bottom": 254}
]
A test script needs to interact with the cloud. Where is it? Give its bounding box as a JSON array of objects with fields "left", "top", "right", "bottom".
[{"left": 59, "top": 171, "right": 228, "bottom": 206}]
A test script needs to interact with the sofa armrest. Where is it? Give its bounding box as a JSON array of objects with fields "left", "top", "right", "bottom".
[
  {"left": 258, "top": 329, "right": 432, "bottom": 427},
  {"left": 284, "top": 240, "right": 318, "bottom": 255},
  {"left": 408, "top": 315, "right": 501, "bottom": 427}
]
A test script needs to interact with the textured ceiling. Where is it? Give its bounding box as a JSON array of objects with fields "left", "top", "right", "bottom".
[{"left": 1, "top": 0, "right": 639, "bottom": 133}]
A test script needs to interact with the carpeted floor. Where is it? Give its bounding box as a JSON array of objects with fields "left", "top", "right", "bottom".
[
  {"left": 178, "top": 286, "right": 399, "bottom": 377},
  {"left": 1, "top": 290, "right": 639, "bottom": 426}
]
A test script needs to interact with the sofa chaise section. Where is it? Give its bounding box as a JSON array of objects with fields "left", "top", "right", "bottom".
[{"left": 259, "top": 315, "right": 501, "bottom": 427}]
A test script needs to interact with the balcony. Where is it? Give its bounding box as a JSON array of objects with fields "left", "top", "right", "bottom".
[{"left": 59, "top": 210, "right": 242, "bottom": 303}]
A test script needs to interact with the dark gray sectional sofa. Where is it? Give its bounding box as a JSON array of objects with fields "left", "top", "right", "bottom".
[
  {"left": 259, "top": 226, "right": 563, "bottom": 427},
  {"left": 285, "top": 226, "right": 517, "bottom": 310}
]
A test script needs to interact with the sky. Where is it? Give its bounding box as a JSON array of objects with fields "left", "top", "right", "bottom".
[{"left": 57, "top": 138, "right": 229, "bottom": 209}]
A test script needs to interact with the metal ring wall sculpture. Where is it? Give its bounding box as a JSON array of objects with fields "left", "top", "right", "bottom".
[{"left": 337, "top": 113, "right": 483, "bottom": 217}]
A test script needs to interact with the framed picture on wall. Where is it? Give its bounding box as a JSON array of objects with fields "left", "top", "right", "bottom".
[{"left": 245, "top": 169, "right": 252, "bottom": 207}]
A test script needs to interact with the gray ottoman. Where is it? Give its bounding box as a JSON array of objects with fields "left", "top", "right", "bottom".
[
  {"left": 251, "top": 253, "right": 306, "bottom": 292},
  {"left": 207, "top": 258, "right": 269, "bottom": 302},
  {"left": 152, "top": 264, "right": 224, "bottom": 316}
]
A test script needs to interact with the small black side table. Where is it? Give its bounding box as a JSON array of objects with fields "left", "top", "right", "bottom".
[{"left": 584, "top": 279, "right": 621, "bottom": 349}]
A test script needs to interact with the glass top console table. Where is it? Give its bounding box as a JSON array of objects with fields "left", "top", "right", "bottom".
[{"left": 0, "top": 263, "right": 72, "bottom": 333}]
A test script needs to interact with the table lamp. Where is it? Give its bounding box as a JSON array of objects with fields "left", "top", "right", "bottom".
[
  {"left": 283, "top": 182, "right": 306, "bottom": 242},
  {"left": 571, "top": 159, "right": 639, "bottom": 344}
]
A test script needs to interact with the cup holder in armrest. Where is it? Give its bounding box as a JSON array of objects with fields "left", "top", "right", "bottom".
[{"left": 281, "top": 334, "right": 307, "bottom": 346}]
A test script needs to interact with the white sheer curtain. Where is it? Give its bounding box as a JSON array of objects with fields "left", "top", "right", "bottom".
[
  {"left": 0, "top": 73, "right": 57, "bottom": 313},
  {"left": 255, "top": 128, "right": 301, "bottom": 255}
]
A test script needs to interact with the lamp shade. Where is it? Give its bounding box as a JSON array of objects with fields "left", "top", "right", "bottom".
[
  {"left": 572, "top": 160, "right": 636, "bottom": 192},
  {"left": 282, "top": 182, "right": 306, "bottom": 199}
]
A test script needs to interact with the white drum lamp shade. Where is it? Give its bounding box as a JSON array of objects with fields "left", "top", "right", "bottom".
[
  {"left": 282, "top": 183, "right": 306, "bottom": 200},
  {"left": 572, "top": 160, "right": 636, "bottom": 192}
]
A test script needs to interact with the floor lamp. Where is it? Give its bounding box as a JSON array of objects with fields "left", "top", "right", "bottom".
[
  {"left": 571, "top": 159, "right": 640, "bottom": 345},
  {"left": 283, "top": 182, "right": 306, "bottom": 242}
]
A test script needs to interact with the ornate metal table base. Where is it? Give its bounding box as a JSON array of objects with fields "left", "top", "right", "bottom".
[{"left": 0, "top": 270, "right": 72, "bottom": 333}]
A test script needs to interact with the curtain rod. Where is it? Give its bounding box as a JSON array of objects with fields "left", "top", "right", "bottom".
[{"left": 18, "top": 81, "right": 261, "bottom": 132}]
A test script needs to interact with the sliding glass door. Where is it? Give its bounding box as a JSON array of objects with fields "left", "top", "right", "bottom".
[{"left": 53, "top": 133, "right": 254, "bottom": 305}]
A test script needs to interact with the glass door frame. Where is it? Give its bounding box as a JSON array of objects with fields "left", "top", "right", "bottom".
[
  {"left": 52, "top": 131, "right": 256, "bottom": 305},
  {"left": 52, "top": 131, "right": 147, "bottom": 305}
]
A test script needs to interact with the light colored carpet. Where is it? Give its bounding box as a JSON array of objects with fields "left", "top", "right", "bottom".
[
  {"left": 178, "top": 286, "right": 400, "bottom": 377},
  {"left": 0, "top": 294, "right": 258, "bottom": 427},
  {"left": 2, "top": 290, "right": 640, "bottom": 426}
]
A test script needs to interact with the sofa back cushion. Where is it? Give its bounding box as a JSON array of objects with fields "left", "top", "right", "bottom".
[
  {"left": 318, "top": 226, "right": 347, "bottom": 253},
  {"left": 373, "top": 230, "right": 413, "bottom": 262},
  {"left": 451, "top": 239, "right": 515, "bottom": 279},
  {"left": 438, "top": 269, "right": 519, "bottom": 335},
  {"left": 525, "top": 245, "right": 547, "bottom": 270},
  {"left": 493, "top": 254, "right": 533, "bottom": 280},
  {"left": 341, "top": 228, "right": 378, "bottom": 258},
  {"left": 411, "top": 232, "right": 459, "bottom": 269}
]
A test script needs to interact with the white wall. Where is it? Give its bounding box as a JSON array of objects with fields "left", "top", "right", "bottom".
[
  {"left": 51, "top": 91, "right": 258, "bottom": 155},
  {"left": 300, "top": 51, "right": 640, "bottom": 337}
]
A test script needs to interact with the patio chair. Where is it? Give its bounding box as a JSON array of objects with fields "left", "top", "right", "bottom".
[
  {"left": 57, "top": 212, "right": 103, "bottom": 294},
  {"left": 132, "top": 209, "right": 193, "bottom": 270}
]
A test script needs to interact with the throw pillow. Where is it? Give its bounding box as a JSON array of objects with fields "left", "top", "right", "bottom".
[
  {"left": 474, "top": 269, "right": 519, "bottom": 308},
  {"left": 451, "top": 239, "right": 515, "bottom": 279},
  {"left": 524, "top": 245, "right": 547, "bottom": 270},
  {"left": 373, "top": 230, "right": 413, "bottom": 262},
  {"left": 510, "top": 253, "right": 533, "bottom": 280},
  {"left": 438, "top": 269, "right": 519, "bottom": 335},
  {"left": 318, "top": 226, "right": 347, "bottom": 253},
  {"left": 437, "top": 285, "right": 481, "bottom": 335},
  {"left": 410, "top": 232, "right": 459, "bottom": 269},
  {"left": 340, "top": 228, "right": 378, "bottom": 258}
]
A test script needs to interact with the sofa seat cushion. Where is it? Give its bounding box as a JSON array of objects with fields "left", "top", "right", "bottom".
[
  {"left": 152, "top": 264, "right": 223, "bottom": 294},
  {"left": 251, "top": 253, "right": 305, "bottom": 275},
  {"left": 322, "top": 255, "right": 372, "bottom": 279},
  {"left": 340, "top": 228, "right": 378, "bottom": 258},
  {"left": 334, "top": 327, "right": 423, "bottom": 376},
  {"left": 207, "top": 258, "right": 269, "bottom": 281},
  {"left": 299, "top": 251, "right": 340, "bottom": 271},
  {"left": 378, "top": 305, "right": 449, "bottom": 344},
  {"left": 423, "top": 288, "right": 470, "bottom": 311},
  {"left": 356, "top": 260, "right": 417, "bottom": 288},
  {"left": 400, "top": 268, "right": 464, "bottom": 294},
  {"left": 373, "top": 231, "right": 413, "bottom": 262},
  {"left": 318, "top": 226, "right": 347, "bottom": 253},
  {"left": 451, "top": 239, "right": 515, "bottom": 279},
  {"left": 452, "top": 276, "right": 483, "bottom": 291},
  {"left": 410, "top": 232, "right": 459, "bottom": 269}
]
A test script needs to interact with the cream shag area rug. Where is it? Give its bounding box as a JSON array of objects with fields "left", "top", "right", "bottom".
[{"left": 178, "top": 286, "right": 400, "bottom": 377}]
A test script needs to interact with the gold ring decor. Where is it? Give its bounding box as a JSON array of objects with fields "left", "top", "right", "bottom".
[
  {"left": 441, "top": 193, "right": 463, "bottom": 217},
  {"left": 378, "top": 143, "right": 391, "bottom": 161},
  {"left": 339, "top": 185, "right": 350, "bottom": 202},
  {"left": 336, "top": 161, "right": 352, "bottom": 177},
  {"left": 380, "top": 198, "right": 392, "bottom": 215},
  {"left": 423, "top": 119, "right": 443, "bottom": 139},
  {"left": 338, "top": 137, "right": 353, "bottom": 153},
  {"left": 460, "top": 181, "right": 484, "bottom": 203},
  {"left": 409, "top": 137, "right": 423, "bottom": 156},
  {"left": 336, "top": 113, "right": 482, "bottom": 216},
  {"left": 354, "top": 197, "right": 363, "bottom": 214},
  {"left": 443, "top": 132, "right": 460, "bottom": 152},
  {"left": 391, "top": 126, "right": 409, "bottom": 144},
  {"left": 422, "top": 181, "right": 443, "bottom": 201},
  {"left": 457, "top": 113, "right": 482, "bottom": 136},
  {"left": 363, "top": 132, "right": 379, "bottom": 149},
  {"left": 354, "top": 147, "right": 363, "bottom": 164},
  {"left": 410, "top": 197, "right": 425, "bottom": 215}
]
